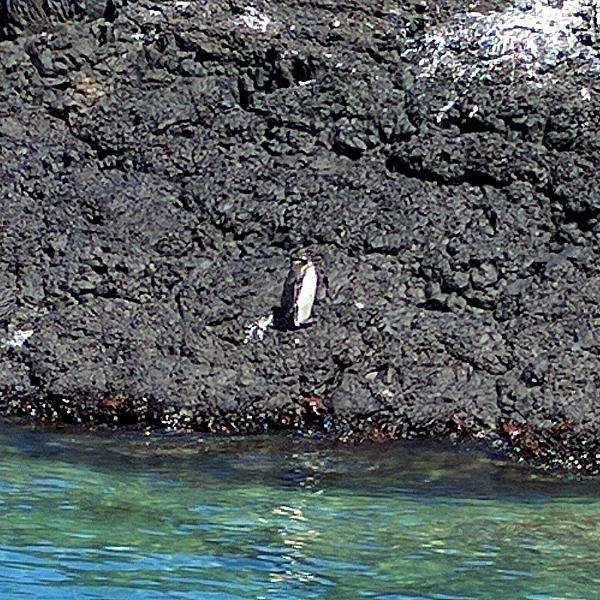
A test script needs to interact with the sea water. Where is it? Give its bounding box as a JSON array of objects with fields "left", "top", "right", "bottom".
[{"left": 0, "top": 423, "right": 598, "bottom": 600}]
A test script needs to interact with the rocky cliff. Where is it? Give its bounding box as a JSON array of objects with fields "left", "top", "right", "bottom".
[{"left": 2, "top": 0, "right": 600, "bottom": 472}]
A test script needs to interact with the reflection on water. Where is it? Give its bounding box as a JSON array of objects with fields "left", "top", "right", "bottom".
[{"left": 0, "top": 422, "right": 599, "bottom": 600}]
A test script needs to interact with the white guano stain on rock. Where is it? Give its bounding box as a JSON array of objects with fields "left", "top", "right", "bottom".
[
  {"left": 4, "top": 329, "right": 34, "bottom": 349},
  {"left": 233, "top": 5, "right": 272, "bottom": 33},
  {"left": 410, "top": 0, "right": 600, "bottom": 84}
]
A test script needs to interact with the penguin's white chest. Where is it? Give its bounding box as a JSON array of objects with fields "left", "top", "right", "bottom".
[{"left": 294, "top": 264, "right": 318, "bottom": 326}]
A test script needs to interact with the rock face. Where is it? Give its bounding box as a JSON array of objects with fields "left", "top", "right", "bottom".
[{"left": 1, "top": 0, "right": 600, "bottom": 472}]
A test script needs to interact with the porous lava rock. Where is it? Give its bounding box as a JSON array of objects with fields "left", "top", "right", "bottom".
[{"left": 1, "top": 0, "right": 600, "bottom": 473}]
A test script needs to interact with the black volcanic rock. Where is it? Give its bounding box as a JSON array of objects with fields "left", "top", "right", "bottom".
[{"left": 1, "top": 0, "right": 600, "bottom": 472}]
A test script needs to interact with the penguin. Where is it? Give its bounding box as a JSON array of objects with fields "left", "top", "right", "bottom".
[{"left": 277, "top": 249, "right": 321, "bottom": 329}]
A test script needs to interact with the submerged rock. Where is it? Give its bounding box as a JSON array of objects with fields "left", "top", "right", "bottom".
[{"left": 1, "top": 0, "right": 600, "bottom": 473}]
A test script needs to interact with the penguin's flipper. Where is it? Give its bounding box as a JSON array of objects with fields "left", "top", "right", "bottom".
[{"left": 274, "top": 269, "right": 297, "bottom": 330}]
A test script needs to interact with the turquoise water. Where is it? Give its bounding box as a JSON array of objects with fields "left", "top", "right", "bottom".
[{"left": 0, "top": 423, "right": 599, "bottom": 600}]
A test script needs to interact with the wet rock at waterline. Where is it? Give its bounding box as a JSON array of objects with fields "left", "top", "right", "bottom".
[{"left": 1, "top": 0, "right": 600, "bottom": 473}]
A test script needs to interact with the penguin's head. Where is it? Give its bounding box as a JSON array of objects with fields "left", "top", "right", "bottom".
[{"left": 290, "top": 248, "right": 312, "bottom": 268}]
